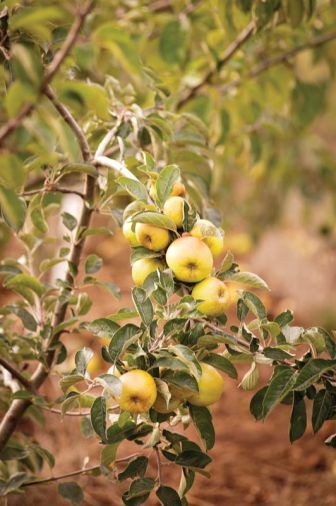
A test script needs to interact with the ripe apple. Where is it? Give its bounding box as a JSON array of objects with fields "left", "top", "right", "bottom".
[
  {"left": 132, "top": 257, "right": 163, "bottom": 287},
  {"left": 165, "top": 236, "right": 213, "bottom": 283},
  {"left": 135, "top": 223, "right": 170, "bottom": 251},
  {"left": 122, "top": 219, "right": 139, "bottom": 246},
  {"left": 192, "top": 276, "right": 230, "bottom": 316},
  {"left": 153, "top": 392, "right": 181, "bottom": 413},
  {"left": 189, "top": 362, "right": 224, "bottom": 406},
  {"left": 163, "top": 196, "right": 184, "bottom": 228},
  {"left": 115, "top": 369, "right": 157, "bottom": 413},
  {"left": 171, "top": 181, "right": 186, "bottom": 197},
  {"left": 190, "top": 219, "right": 224, "bottom": 258}
]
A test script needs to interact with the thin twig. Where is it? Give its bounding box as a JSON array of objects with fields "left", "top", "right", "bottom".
[
  {"left": 221, "top": 28, "right": 336, "bottom": 94},
  {"left": 177, "top": 20, "right": 255, "bottom": 109},
  {"left": 0, "top": 1, "right": 94, "bottom": 147},
  {"left": 44, "top": 85, "right": 91, "bottom": 162},
  {"left": 0, "top": 358, "right": 32, "bottom": 391},
  {"left": 40, "top": 404, "right": 119, "bottom": 416},
  {"left": 95, "top": 114, "right": 125, "bottom": 158},
  {"left": 199, "top": 320, "right": 251, "bottom": 350},
  {"left": 22, "top": 454, "right": 138, "bottom": 488},
  {"left": 93, "top": 155, "right": 139, "bottom": 180},
  {"left": 21, "top": 187, "right": 85, "bottom": 199}
]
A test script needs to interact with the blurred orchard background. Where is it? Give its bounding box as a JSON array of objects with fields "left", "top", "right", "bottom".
[{"left": 1, "top": 0, "right": 336, "bottom": 505}]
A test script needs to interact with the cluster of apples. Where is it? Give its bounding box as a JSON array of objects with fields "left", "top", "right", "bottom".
[
  {"left": 109, "top": 363, "right": 224, "bottom": 414},
  {"left": 107, "top": 180, "right": 230, "bottom": 415},
  {"left": 123, "top": 181, "right": 230, "bottom": 318}
]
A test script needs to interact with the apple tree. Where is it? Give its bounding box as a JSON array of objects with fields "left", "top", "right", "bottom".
[{"left": 0, "top": 1, "right": 336, "bottom": 504}]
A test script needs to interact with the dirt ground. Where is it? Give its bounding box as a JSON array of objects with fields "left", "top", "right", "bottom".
[{"left": 5, "top": 230, "right": 336, "bottom": 506}]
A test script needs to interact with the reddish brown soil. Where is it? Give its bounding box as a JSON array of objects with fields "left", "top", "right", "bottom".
[{"left": 5, "top": 232, "right": 336, "bottom": 506}]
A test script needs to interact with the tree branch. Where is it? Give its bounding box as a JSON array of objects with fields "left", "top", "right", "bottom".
[
  {"left": 177, "top": 20, "right": 255, "bottom": 109},
  {"left": 0, "top": 358, "right": 32, "bottom": 391},
  {"left": 0, "top": 1, "right": 94, "bottom": 147},
  {"left": 22, "top": 454, "right": 139, "bottom": 488},
  {"left": 221, "top": 28, "right": 336, "bottom": 94}
]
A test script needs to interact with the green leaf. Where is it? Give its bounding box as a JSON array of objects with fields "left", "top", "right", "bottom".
[
  {"left": 162, "top": 370, "right": 199, "bottom": 393},
  {"left": 75, "top": 348, "right": 94, "bottom": 376},
  {"left": 109, "top": 324, "right": 140, "bottom": 361},
  {"left": 202, "top": 353, "right": 237, "bottom": 379},
  {"left": 57, "top": 482, "right": 84, "bottom": 505},
  {"left": 60, "top": 163, "right": 98, "bottom": 176},
  {"left": 130, "top": 246, "right": 162, "bottom": 264},
  {"left": 262, "top": 368, "right": 297, "bottom": 418},
  {"left": 239, "top": 362, "right": 259, "bottom": 391},
  {"left": 175, "top": 450, "right": 211, "bottom": 469},
  {"left": 289, "top": 392, "right": 307, "bottom": 443},
  {"left": 312, "top": 389, "right": 332, "bottom": 433},
  {"left": 31, "top": 207, "right": 48, "bottom": 234},
  {"left": 285, "top": 0, "right": 304, "bottom": 27},
  {"left": 197, "top": 332, "right": 237, "bottom": 347},
  {"left": 0, "top": 472, "right": 28, "bottom": 495},
  {"left": 118, "top": 177, "right": 148, "bottom": 202},
  {"left": 156, "top": 485, "right": 182, "bottom": 506},
  {"left": 5, "top": 274, "right": 45, "bottom": 297},
  {"left": 90, "top": 397, "right": 107, "bottom": 442},
  {"left": 0, "top": 185, "right": 26, "bottom": 231},
  {"left": 101, "top": 444, "right": 118, "bottom": 467},
  {"left": 159, "top": 20, "right": 188, "bottom": 65},
  {"left": 189, "top": 405, "right": 215, "bottom": 450},
  {"left": 250, "top": 386, "right": 268, "bottom": 421},
  {"left": 125, "top": 478, "right": 155, "bottom": 499},
  {"left": 132, "top": 287, "right": 153, "bottom": 327},
  {"left": 242, "top": 291, "right": 267, "bottom": 322},
  {"left": 0, "top": 154, "right": 25, "bottom": 190},
  {"left": 60, "top": 374, "right": 84, "bottom": 393},
  {"left": 275, "top": 310, "right": 294, "bottom": 328},
  {"left": 155, "top": 165, "right": 180, "bottom": 205},
  {"left": 263, "top": 347, "right": 294, "bottom": 361},
  {"left": 132, "top": 211, "right": 177, "bottom": 232},
  {"left": 62, "top": 212, "right": 77, "bottom": 231},
  {"left": 82, "top": 318, "right": 120, "bottom": 338},
  {"left": 229, "top": 271, "right": 269, "bottom": 290},
  {"left": 118, "top": 456, "right": 148, "bottom": 481},
  {"left": 85, "top": 254, "right": 103, "bottom": 274},
  {"left": 294, "top": 359, "right": 336, "bottom": 391}
]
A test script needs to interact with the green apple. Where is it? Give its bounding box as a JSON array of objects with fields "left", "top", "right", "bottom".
[
  {"left": 135, "top": 222, "right": 170, "bottom": 251},
  {"left": 192, "top": 276, "right": 230, "bottom": 316},
  {"left": 188, "top": 363, "right": 224, "bottom": 407},
  {"left": 132, "top": 257, "right": 163, "bottom": 287},
  {"left": 190, "top": 219, "right": 224, "bottom": 258},
  {"left": 165, "top": 236, "right": 213, "bottom": 283},
  {"left": 163, "top": 196, "right": 184, "bottom": 228},
  {"left": 122, "top": 219, "right": 139, "bottom": 246}
]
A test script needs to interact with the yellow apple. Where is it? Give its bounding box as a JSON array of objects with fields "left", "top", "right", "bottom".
[
  {"left": 171, "top": 181, "right": 186, "bottom": 197},
  {"left": 86, "top": 355, "right": 103, "bottom": 376},
  {"left": 115, "top": 369, "right": 157, "bottom": 413},
  {"left": 189, "top": 363, "right": 224, "bottom": 407},
  {"left": 153, "top": 392, "right": 181, "bottom": 413},
  {"left": 135, "top": 222, "right": 170, "bottom": 251},
  {"left": 163, "top": 196, "right": 184, "bottom": 228},
  {"left": 190, "top": 219, "right": 224, "bottom": 258},
  {"left": 165, "top": 236, "right": 213, "bottom": 283},
  {"left": 132, "top": 257, "right": 163, "bottom": 287},
  {"left": 192, "top": 277, "right": 230, "bottom": 316},
  {"left": 122, "top": 219, "right": 139, "bottom": 246}
]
